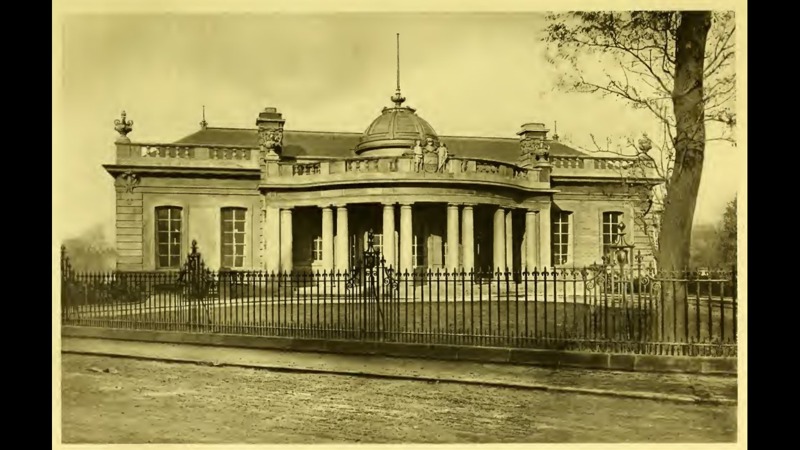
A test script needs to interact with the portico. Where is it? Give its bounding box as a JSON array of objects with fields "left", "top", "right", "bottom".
[{"left": 262, "top": 198, "right": 553, "bottom": 275}]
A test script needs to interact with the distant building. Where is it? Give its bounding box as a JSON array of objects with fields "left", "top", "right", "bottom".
[{"left": 104, "top": 60, "right": 661, "bottom": 274}]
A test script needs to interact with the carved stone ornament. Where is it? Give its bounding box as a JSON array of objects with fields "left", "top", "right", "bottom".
[
  {"left": 436, "top": 141, "right": 449, "bottom": 173},
  {"left": 114, "top": 110, "right": 134, "bottom": 141},
  {"left": 521, "top": 138, "right": 550, "bottom": 162},
  {"left": 520, "top": 137, "right": 537, "bottom": 155},
  {"left": 258, "top": 128, "right": 284, "bottom": 154},
  {"left": 118, "top": 171, "right": 140, "bottom": 193},
  {"left": 534, "top": 141, "right": 550, "bottom": 162},
  {"left": 637, "top": 133, "right": 653, "bottom": 154},
  {"left": 424, "top": 137, "right": 437, "bottom": 153}
]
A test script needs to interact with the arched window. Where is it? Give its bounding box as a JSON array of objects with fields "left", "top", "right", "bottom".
[
  {"left": 221, "top": 207, "right": 247, "bottom": 268},
  {"left": 155, "top": 206, "right": 183, "bottom": 269}
]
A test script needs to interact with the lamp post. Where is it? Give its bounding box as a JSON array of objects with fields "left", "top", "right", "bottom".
[
  {"left": 605, "top": 222, "right": 636, "bottom": 303},
  {"left": 606, "top": 222, "right": 634, "bottom": 270},
  {"left": 363, "top": 229, "right": 379, "bottom": 271}
]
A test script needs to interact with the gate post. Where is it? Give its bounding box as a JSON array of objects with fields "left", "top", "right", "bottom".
[
  {"left": 177, "top": 240, "right": 216, "bottom": 331},
  {"left": 61, "top": 245, "right": 74, "bottom": 318}
]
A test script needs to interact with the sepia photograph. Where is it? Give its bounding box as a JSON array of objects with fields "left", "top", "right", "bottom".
[{"left": 54, "top": 2, "right": 745, "bottom": 446}]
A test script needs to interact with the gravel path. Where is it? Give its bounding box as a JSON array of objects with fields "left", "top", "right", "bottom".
[{"left": 61, "top": 354, "right": 737, "bottom": 444}]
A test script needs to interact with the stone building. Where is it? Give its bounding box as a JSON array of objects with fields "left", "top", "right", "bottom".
[{"left": 105, "top": 84, "right": 662, "bottom": 275}]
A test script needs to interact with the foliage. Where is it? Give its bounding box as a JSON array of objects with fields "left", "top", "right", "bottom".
[
  {"left": 688, "top": 196, "right": 737, "bottom": 269},
  {"left": 716, "top": 196, "right": 737, "bottom": 266},
  {"left": 689, "top": 224, "right": 718, "bottom": 268},
  {"left": 62, "top": 224, "right": 117, "bottom": 272}
]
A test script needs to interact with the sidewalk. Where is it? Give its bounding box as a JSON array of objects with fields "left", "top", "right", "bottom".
[{"left": 61, "top": 336, "right": 737, "bottom": 405}]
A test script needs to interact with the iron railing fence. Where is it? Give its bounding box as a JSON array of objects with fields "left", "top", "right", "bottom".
[{"left": 60, "top": 243, "right": 737, "bottom": 357}]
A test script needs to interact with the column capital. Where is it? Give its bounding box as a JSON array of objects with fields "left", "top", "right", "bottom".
[
  {"left": 461, "top": 202, "right": 477, "bottom": 208},
  {"left": 382, "top": 202, "right": 397, "bottom": 208},
  {"left": 399, "top": 203, "right": 413, "bottom": 209},
  {"left": 447, "top": 203, "right": 460, "bottom": 209},
  {"left": 334, "top": 203, "right": 348, "bottom": 209}
]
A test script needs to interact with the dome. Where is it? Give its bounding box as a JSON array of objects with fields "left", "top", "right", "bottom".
[{"left": 355, "top": 103, "right": 439, "bottom": 155}]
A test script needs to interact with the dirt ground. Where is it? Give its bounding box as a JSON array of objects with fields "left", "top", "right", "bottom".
[{"left": 60, "top": 354, "right": 737, "bottom": 444}]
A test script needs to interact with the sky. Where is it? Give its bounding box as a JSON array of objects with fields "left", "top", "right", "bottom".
[{"left": 54, "top": 12, "right": 742, "bottom": 243}]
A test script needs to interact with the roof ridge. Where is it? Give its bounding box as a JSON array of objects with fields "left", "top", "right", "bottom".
[
  {"left": 206, "top": 127, "right": 364, "bottom": 136},
  {"left": 204, "top": 127, "right": 256, "bottom": 131},
  {"left": 439, "top": 134, "right": 516, "bottom": 141},
  {"left": 204, "top": 126, "right": 574, "bottom": 143}
]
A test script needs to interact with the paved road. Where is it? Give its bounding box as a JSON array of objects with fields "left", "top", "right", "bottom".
[{"left": 61, "top": 354, "right": 737, "bottom": 444}]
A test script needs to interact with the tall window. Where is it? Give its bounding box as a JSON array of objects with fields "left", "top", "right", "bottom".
[
  {"left": 156, "top": 206, "right": 182, "bottom": 269},
  {"left": 412, "top": 234, "right": 423, "bottom": 269},
  {"left": 221, "top": 207, "right": 247, "bottom": 268},
  {"left": 350, "top": 234, "right": 357, "bottom": 268},
  {"left": 373, "top": 233, "right": 384, "bottom": 256},
  {"left": 312, "top": 236, "right": 323, "bottom": 262},
  {"left": 602, "top": 212, "right": 624, "bottom": 256},
  {"left": 551, "top": 211, "right": 571, "bottom": 266}
]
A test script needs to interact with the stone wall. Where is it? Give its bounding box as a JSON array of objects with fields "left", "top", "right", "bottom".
[
  {"left": 551, "top": 182, "right": 656, "bottom": 268},
  {"left": 115, "top": 184, "right": 144, "bottom": 271},
  {"left": 128, "top": 176, "right": 262, "bottom": 271}
]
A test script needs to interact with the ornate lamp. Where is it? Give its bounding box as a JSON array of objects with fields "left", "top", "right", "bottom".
[
  {"left": 606, "top": 222, "right": 635, "bottom": 269},
  {"left": 363, "top": 229, "right": 379, "bottom": 270}
]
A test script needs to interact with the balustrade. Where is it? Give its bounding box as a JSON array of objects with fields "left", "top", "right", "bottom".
[
  {"left": 117, "top": 143, "right": 260, "bottom": 169},
  {"left": 116, "top": 142, "right": 657, "bottom": 184}
]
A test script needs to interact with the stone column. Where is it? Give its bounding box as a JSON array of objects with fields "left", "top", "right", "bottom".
[
  {"left": 335, "top": 206, "right": 349, "bottom": 272},
  {"left": 279, "top": 208, "right": 293, "bottom": 273},
  {"left": 493, "top": 207, "right": 505, "bottom": 272},
  {"left": 505, "top": 209, "right": 514, "bottom": 272},
  {"left": 461, "top": 204, "right": 475, "bottom": 272},
  {"left": 264, "top": 205, "right": 281, "bottom": 273},
  {"left": 446, "top": 204, "right": 460, "bottom": 271},
  {"left": 539, "top": 204, "right": 551, "bottom": 268},
  {"left": 321, "top": 206, "right": 334, "bottom": 272},
  {"left": 399, "top": 203, "right": 413, "bottom": 273},
  {"left": 382, "top": 203, "right": 396, "bottom": 269},
  {"left": 525, "top": 210, "right": 537, "bottom": 272}
]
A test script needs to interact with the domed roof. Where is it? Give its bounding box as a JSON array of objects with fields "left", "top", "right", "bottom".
[{"left": 355, "top": 86, "right": 439, "bottom": 154}]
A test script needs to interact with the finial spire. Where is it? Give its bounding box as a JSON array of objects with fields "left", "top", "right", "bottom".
[
  {"left": 200, "top": 105, "right": 208, "bottom": 129},
  {"left": 390, "top": 33, "right": 406, "bottom": 107},
  {"left": 552, "top": 120, "right": 559, "bottom": 141},
  {"left": 396, "top": 33, "right": 400, "bottom": 92}
]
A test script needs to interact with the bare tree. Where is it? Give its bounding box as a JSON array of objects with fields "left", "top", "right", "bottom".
[
  {"left": 545, "top": 11, "right": 736, "bottom": 340},
  {"left": 545, "top": 11, "right": 735, "bottom": 263}
]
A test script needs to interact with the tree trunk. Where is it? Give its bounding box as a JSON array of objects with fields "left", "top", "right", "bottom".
[{"left": 657, "top": 11, "right": 712, "bottom": 342}]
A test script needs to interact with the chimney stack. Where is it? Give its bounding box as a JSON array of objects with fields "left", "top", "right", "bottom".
[
  {"left": 517, "top": 122, "right": 550, "bottom": 141},
  {"left": 517, "top": 122, "right": 551, "bottom": 170},
  {"left": 256, "top": 107, "right": 286, "bottom": 159}
]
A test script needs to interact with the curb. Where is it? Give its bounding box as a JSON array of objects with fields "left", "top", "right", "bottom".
[
  {"left": 62, "top": 348, "right": 737, "bottom": 406},
  {"left": 61, "top": 326, "right": 738, "bottom": 376}
]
